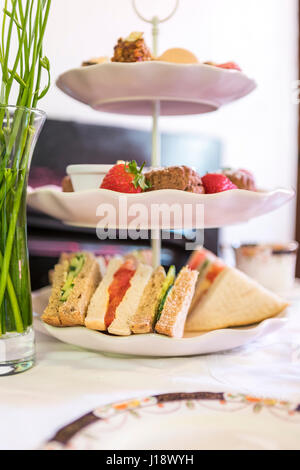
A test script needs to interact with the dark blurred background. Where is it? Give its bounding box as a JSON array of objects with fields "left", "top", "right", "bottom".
[{"left": 28, "top": 119, "right": 221, "bottom": 290}]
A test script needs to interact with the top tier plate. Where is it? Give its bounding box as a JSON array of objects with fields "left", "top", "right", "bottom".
[{"left": 56, "top": 62, "right": 257, "bottom": 116}]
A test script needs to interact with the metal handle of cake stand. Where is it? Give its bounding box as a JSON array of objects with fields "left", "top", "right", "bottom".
[
  {"left": 132, "top": 0, "right": 180, "bottom": 268},
  {"left": 132, "top": 0, "right": 179, "bottom": 56}
]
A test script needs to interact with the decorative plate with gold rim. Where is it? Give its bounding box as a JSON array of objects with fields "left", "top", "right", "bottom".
[{"left": 42, "top": 391, "right": 300, "bottom": 450}]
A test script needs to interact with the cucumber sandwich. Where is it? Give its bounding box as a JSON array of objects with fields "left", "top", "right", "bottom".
[
  {"left": 131, "top": 265, "right": 198, "bottom": 338},
  {"left": 42, "top": 252, "right": 101, "bottom": 327}
]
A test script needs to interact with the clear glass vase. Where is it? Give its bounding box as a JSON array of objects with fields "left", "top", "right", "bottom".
[{"left": 0, "top": 106, "right": 46, "bottom": 376}]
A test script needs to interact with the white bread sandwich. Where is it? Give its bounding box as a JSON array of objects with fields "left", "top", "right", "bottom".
[
  {"left": 155, "top": 266, "right": 199, "bottom": 338},
  {"left": 187, "top": 248, "right": 224, "bottom": 312},
  {"left": 186, "top": 249, "right": 289, "bottom": 332},
  {"left": 96, "top": 255, "right": 109, "bottom": 278},
  {"left": 42, "top": 252, "right": 101, "bottom": 327},
  {"left": 125, "top": 249, "right": 153, "bottom": 266},
  {"left": 85, "top": 257, "right": 153, "bottom": 335}
]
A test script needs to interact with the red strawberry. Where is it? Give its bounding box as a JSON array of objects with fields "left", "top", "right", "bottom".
[
  {"left": 101, "top": 161, "right": 150, "bottom": 193},
  {"left": 216, "top": 62, "right": 242, "bottom": 72},
  {"left": 202, "top": 173, "right": 238, "bottom": 194}
]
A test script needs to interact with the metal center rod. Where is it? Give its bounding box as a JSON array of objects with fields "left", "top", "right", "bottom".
[
  {"left": 151, "top": 16, "right": 161, "bottom": 269},
  {"left": 132, "top": 3, "right": 180, "bottom": 269}
]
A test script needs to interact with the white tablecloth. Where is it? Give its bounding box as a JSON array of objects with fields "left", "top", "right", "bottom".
[{"left": 1, "top": 288, "right": 300, "bottom": 450}]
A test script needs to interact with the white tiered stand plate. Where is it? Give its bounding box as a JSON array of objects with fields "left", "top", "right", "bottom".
[
  {"left": 33, "top": 287, "right": 286, "bottom": 357},
  {"left": 56, "top": 62, "right": 257, "bottom": 116},
  {"left": 27, "top": 186, "right": 294, "bottom": 229}
]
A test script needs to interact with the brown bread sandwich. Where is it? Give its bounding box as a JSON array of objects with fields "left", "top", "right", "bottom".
[
  {"left": 42, "top": 252, "right": 101, "bottom": 327},
  {"left": 131, "top": 265, "right": 198, "bottom": 338}
]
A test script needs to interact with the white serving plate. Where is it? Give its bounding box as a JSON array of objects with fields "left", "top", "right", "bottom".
[
  {"left": 27, "top": 186, "right": 294, "bottom": 229},
  {"left": 44, "top": 391, "right": 300, "bottom": 450},
  {"left": 56, "top": 62, "right": 257, "bottom": 116},
  {"left": 33, "top": 287, "right": 287, "bottom": 357}
]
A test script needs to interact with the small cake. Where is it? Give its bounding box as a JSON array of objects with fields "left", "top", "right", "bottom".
[
  {"left": 204, "top": 61, "right": 242, "bottom": 71},
  {"left": 157, "top": 48, "right": 198, "bottom": 64},
  {"left": 144, "top": 166, "right": 205, "bottom": 193},
  {"left": 111, "top": 32, "right": 152, "bottom": 63},
  {"left": 61, "top": 176, "right": 74, "bottom": 192},
  {"left": 223, "top": 168, "right": 256, "bottom": 191},
  {"left": 82, "top": 57, "right": 109, "bottom": 67}
]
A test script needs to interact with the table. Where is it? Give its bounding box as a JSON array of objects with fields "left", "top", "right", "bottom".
[{"left": 1, "top": 287, "right": 300, "bottom": 450}]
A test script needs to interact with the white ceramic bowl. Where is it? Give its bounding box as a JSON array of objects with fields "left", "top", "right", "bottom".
[{"left": 67, "top": 164, "right": 113, "bottom": 192}]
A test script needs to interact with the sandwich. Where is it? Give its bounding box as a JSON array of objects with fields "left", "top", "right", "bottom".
[
  {"left": 42, "top": 252, "right": 101, "bottom": 327},
  {"left": 187, "top": 248, "right": 226, "bottom": 312},
  {"left": 96, "top": 255, "right": 109, "bottom": 278},
  {"left": 85, "top": 257, "right": 153, "bottom": 335},
  {"left": 155, "top": 267, "right": 199, "bottom": 338},
  {"left": 86, "top": 257, "right": 198, "bottom": 338},
  {"left": 130, "top": 265, "right": 171, "bottom": 334},
  {"left": 131, "top": 264, "right": 198, "bottom": 338},
  {"left": 186, "top": 248, "right": 288, "bottom": 332},
  {"left": 125, "top": 249, "right": 153, "bottom": 266}
]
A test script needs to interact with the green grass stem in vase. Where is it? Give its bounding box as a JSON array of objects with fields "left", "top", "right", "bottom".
[{"left": 0, "top": 0, "right": 51, "bottom": 375}]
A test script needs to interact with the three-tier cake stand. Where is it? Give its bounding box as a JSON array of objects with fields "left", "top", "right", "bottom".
[
  {"left": 28, "top": 0, "right": 294, "bottom": 270},
  {"left": 31, "top": 1, "right": 293, "bottom": 356}
]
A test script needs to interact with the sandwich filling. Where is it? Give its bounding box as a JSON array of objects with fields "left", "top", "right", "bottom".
[
  {"left": 188, "top": 250, "right": 207, "bottom": 271},
  {"left": 188, "top": 250, "right": 226, "bottom": 310},
  {"left": 105, "top": 259, "right": 136, "bottom": 328},
  {"left": 154, "top": 265, "right": 176, "bottom": 325},
  {"left": 60, "top": 254, "right": 86, "bottom": 303},
  {"left": 195, "top": 262, "right": 225, "bottom": 303}
]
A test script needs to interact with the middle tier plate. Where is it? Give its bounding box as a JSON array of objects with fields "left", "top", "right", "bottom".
[{"left": 27, "top": 186, "right": 294, "bottom": 229}]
